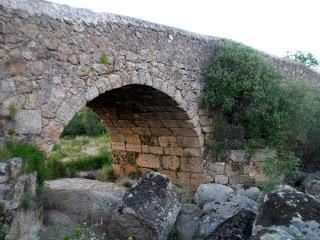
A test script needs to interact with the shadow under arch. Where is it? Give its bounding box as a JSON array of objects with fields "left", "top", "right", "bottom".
[{"left": 86, "top": 84, "right": 204, "bottom": 188}]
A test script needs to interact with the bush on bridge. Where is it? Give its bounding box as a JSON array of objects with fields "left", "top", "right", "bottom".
[{"left": 202, "top": 39, "right": 320, "bottom": 186}]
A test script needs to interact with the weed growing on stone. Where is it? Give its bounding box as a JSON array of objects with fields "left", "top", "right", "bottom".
[
  {"left": 100, "top": 52, "right": 109, "bottom": 65},
  {"left": 8, "top": 104, "right": 17, "bottom": 120}
]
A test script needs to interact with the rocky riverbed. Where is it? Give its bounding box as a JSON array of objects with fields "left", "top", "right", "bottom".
[{"left": 0, "top": 157, "right": 319, "bottom": 239}]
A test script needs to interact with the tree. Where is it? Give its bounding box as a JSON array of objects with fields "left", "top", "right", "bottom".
[{"left": 286, "top": 51, "right": 319, "bottom": 69}]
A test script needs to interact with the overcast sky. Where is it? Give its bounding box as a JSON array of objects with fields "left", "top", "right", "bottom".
[{"left": 50, "top": 0, "right": 319, "bottom": 58}]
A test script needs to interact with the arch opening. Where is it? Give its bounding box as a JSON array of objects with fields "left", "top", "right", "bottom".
[{"left": 87, "top": 84, "right": 204, "bottom": 188}]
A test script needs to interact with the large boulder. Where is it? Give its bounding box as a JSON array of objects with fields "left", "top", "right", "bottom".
[
  {"left": 208, "top": 209, "right": 255, "bottom": 240},
  {"left": 251, "top": 185, "right": 320, "bottom": 239},
  {"left": 199, "top": 194, "right": 257, "bottom": 237},
  {"left": 194, "top": 183, "right": 234, "bottom": 207},
  {"left": 176, "top": 204, "right": 201, "bottom": 240},
  {"left": 301, "top": 171, "right": 320, "bottom": 199},
  {"left": 108, "top": 172, "right": 181, "bottom": 240},
  {"left": 42, "top": 178, "right": 127, "bottom": 238}
]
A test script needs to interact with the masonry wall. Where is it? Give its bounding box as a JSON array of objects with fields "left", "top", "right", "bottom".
[{"left": 1, "top": 0, "right": 320, "bottom": 188}]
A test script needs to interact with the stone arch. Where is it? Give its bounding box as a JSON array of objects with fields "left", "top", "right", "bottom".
[
  {"left": 41, "top": 79, "right": 204, "bottom": 188},
  {"left": 87, "top": 84, "right": 204, "bottom": 187}
]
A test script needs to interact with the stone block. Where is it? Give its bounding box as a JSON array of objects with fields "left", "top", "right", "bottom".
[
  {"left": 228, "top": 150, "right": 249, "bottom": 163},
  {"left": 177, "top": 137, "right": 200, "bottom": 148},
  {"left": 209, "top": 162, "right": 225, "bottom": 174},
  {"left": 125, "top": 144, "right": 141, "bottom": 152},
  {"left": 190, "top": 173, "right": 206, "bottom": 190},
  {"left": 141, "top": 145, "right": 149, "bottom": 153},
  {"left": 134, "top": 120, "right": 148, "bottom": 127},
  {"left": 151, "top": 128, "right": 173, "bottom": 136},
  {"left": 158, "top": 136, "right": 178, "bottom": 147},
  {"left": 15, "top": 110, "right": 42, "bottom": 134},
  {"left": 112, "top": 142, "right": 126, "bottom": 151},
  {"left": 178, "top": 120, "right": 194, "bottom": 128},
  {"left": 162, "top": 156, "right": 180, "bottom": 170},
  {"left": 148, "top": 146, "right": 163, "bottom": 155},
  {"left": 118, "top": 120, "right": 135, "bottom": 128},
  {"left": 136, "top": 154, "right": 161, "bottom": 169},
  {"left": 224, "top": 163, "right": 244, "bottom": 176},
  {"left": 110, "top": 133, "right": 125, "bottom": 142},
  {"left": 159, "top": 170, "right": 177, "bottom": 182},
  {"left": 148, "top": 120, "right": 163, "bottom": 128},
  {"left": 161, "top": 120, "right": 179, "bottom": 128},
  {"left": 117, "top": 128, "right": 133, "bottom": 134},
  {"left": 214, "top": 175, "right": 229, "bottom": 185},
  {"left": 164, "top": 147, "right": 184, "bottom": 156},
  {"left": 177, "top": 172, "right": 191, "bottom": 188},
  {"left": 132, "top": 127, "right": 151, "bottom": 135},
  {"left": 183, "top": 148, "right": 201, "bottom": 157},
  {"left": 229, "top": 175, "right": 250, "bottom": 185},
  {"left": 171, "top": 128, "right": 198, "bottom": 137},
  {"left": 180, "top": 157, "right": 203, "bottom": 173},
  {"left": 125, "top": 134, "right": 141, "bottom": 145},
  {"left": 251, "top": 173, "right": 268, "bottom": 183}
]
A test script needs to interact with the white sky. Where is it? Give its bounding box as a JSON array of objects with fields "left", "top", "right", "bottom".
[{"left": 49, "top": 0, "right": 319, "bottom": 58}]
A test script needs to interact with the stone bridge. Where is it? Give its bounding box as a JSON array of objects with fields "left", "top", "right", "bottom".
[{"left": 1, "top": 0, "right": 320, "bottom": 188}]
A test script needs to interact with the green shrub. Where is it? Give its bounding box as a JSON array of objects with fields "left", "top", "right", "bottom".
[
  {"left": 46, "top": 158, "right": 67, "bottom": 179},
  {"left": 61, "top": 107, "right": 106, "bottom": 137},
  {"left": 201, "top": 40, "right": 320, "bottom": 187},
  {"left": 202, "top": 40, "right": 287, "bottom": 150},
  {"left": 261, "top": 148, "right": 300, "bottom": 191},
  {"left": 0, "top": 141, "right": 49, "bottom": 184}
]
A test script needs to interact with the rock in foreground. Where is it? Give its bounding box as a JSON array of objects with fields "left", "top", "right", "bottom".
[
  {"left": 42, "top": 178, "right": 127, "bottom": 238},
  {"left": 109, "top": 172, "right": 181, "bottom": 240},
  {"left": 252, "top": 185, "right": 320, "bottom": 239}
]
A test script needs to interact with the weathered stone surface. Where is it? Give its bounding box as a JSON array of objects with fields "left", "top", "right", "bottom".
[
  {"left": 74, "top": 169, "right": 101, "bottom": 180},
  {"left": 199, "top": 194, "right": 257, "bottom": 237},
  {"left": 5, "top": 205, "right": 42, "bottom": 240},
  {"left": 136, "top": 154, "right": 161, "bottom": 169},
  {"left": 176, "top": 204, "right": 201, "bottom": 240},
  {"left": 0, "top": 162, "right": 9, "bottom": 183},
  {"left": 245, "top": 186, "right": 261, "bottom": 201},
  {"left": 194, "top": 183, "right": 234, "bottom": 207},
  {"left": 207, "top": 209, "right": 255, "bottom": 240},
  {"left": 228, "top": 150, "right": 249, "bottom": 163},
  {"left": 8, "top": 157, "right": 23, "bottom": 180},
  {"left": 251, "top": 186, "right": 320, "bottom": 239},
  {"left": 0, "top": 172, "right": 37, "bottom": 210},
  {"left": 301, "top": 171, "right": 320, "bottom": 199},
  {"left": 15, "top": 110, "right": 42, "bottom": 134},
  {"left": 42, "top": 178, "right": 127, "bottom": 239},
  {"left": 109, "top": 172, "right": 180, "bottom": 240},
  {"left": 215, "top": 175, "right": 228, "bottom": 184},
  {"left": 0, "top": 157, "right": 41, "bottom": 240}
]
